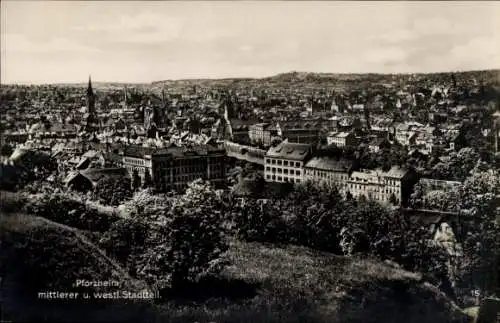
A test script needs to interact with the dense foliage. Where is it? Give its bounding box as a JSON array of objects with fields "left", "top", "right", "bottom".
[
  {"left": 93, "top": 176, "right": 133, "bottom": 206},
  {"left": 25, "top": 193, "right": 121, "bottom": 232},
  {"left": 230, "top": 179, "right": 467, "bottom": 301},
  {"left": 100, "top": 180, "right": 229, "bottom": 290}
]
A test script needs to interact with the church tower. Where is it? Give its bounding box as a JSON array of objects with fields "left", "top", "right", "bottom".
[
  {"left": 83, "top": 75, "right": 98, "bottom": 132},
  {"left": 87, "top": 76, "right": 95, "bottom": 114}
]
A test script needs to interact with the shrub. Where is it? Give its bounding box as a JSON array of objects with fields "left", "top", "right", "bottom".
[
  {"left": 232, "top": 199, "right": 289, "bottom": 244},
  {"left": 121, "top": 188, "right": 172, "bottom": 217},
  {"left": 107, "top": 180, "right": 229, "bottom": 290},
  {"left": 93, "top": 176, "right": 132, "bottom": 206},
  {"left": 26, "top": 193, "right": 120, "bottom": 232}
]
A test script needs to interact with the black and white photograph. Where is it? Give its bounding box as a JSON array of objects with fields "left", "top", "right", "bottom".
[{"left": 1, "top": 1, "right": 499, "bottom": 322}]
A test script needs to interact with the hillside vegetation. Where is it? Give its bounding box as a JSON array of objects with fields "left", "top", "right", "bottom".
[{"left": 0, "top": 212, "right": 470, "bottom": 323}]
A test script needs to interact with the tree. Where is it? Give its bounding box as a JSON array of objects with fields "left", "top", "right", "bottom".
[
  {"left": 0, "top": 144, "right": 13, "bottom": 157},
  {"left": 389, "top": 193, "right": 398, "bottom": 205},
  {"left": 452, "top": 170, "right": 500, "bottom": 303},
  {"left": 142, "top": 170, "right": 153, "bottom": 189},
  {"left": 132, "top": 169, "right": 141, "bottom": 191},
  {"left": 132, "top": 180, "right": 229, "bottom": 290},
  {"left": 93, "top": 176, "right": 132, "bottom": 206}
]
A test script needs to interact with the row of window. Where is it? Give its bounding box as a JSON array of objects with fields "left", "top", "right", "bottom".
[
  {"left": 125, "top": 158, "right": 145, "bottom": 166},
  {"left": 349, "top": 184, "right": 400, "bottom": 193},
  {"left": 266, "top": 174, "right": 301, "bottom": 183},
  {"left": 306, "top": 171, "right": 348, "bottom": 180},
  {"left": 266, "top": 167, "right": 301, "bottom": 176},
  {"left": 155, "top": 165, "right": 222, "bottom": 175},
  {"left": 266, "top": 159, "right": 301, "bottom": 167}
]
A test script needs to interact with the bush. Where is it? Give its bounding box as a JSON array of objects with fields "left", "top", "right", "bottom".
[
  {"left": 121, "top": 188, "right": 172, "bottom": 217},
  {"left": 26, "top": 193, "right": 120, "bottom": 232},
  {"left": 232, "top": 199, "right": 289, "bottom": 244},
  {"left": 93, "top": 176, "right": 132, "bottom": 206},
  {"left": 106, "top": 180, "right": 229, "bottom": 290},
  {"left": 231, "top": 185, "right": 452, "bottom": 298}
]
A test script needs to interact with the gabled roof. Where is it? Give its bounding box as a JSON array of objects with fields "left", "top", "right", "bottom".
[
  {"left": 304, "top": 157, "right": 353, "bottom": 172},
  {"left": 266, "top": 141, "right": 312, "bottom": 161},
  {"left": 80, "top": 167, "right": 130, "bottom": 184},
  {"left": 383, "top": 166, "right": 407, "bottom": 179}
]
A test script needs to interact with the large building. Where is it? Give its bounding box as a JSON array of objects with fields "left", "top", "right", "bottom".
[
  {"left": 345, "top": 166, "right": 412, "bottom": 205},
  {"left": 303, "top": 156, "right": 353, "bottom": 188},
  {"left": 121, "top": 144, "right": 226, "bottom": 191},
  {"left": 326, "top": 131, "right": 356, "bottom": 147},
  {"left": 248, "top": 123, "right": 277, "bottom": 146},
  {"left": 276, "top": 121, "right": 321, "bottom": 144},
  {"left": 264, "top": 140, "right": 312, "bottom": 184}
]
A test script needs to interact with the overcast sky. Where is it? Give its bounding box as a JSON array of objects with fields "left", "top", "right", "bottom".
[{"left": 1, "top": 1, "right": 500, "bottom": 84}]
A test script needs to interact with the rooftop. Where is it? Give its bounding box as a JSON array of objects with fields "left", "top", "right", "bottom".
[
  {"left": 266, "top": 140, "right": 312, "bottom": 161},
  {"left": 304, "top": 157, "right": 353, "bottom": 172},
  {"left": 123, "top": 143, "right": 223, "bottom": 159}
]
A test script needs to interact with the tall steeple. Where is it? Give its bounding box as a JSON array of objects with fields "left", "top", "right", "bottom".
[
  {"left": 82, "top": 75, "right": 98, "bottom": 133},
  {"left": 87, "top": 75, "right": 95, "bottom": 114}
]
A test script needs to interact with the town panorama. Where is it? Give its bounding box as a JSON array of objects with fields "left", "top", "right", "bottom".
[{"left": 1, "top": 69, "right": 499, "bottom": 322}]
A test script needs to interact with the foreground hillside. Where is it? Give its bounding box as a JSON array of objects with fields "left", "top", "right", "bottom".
[{"left": 0, "top": 213, "right": 470, "bottom": 323}]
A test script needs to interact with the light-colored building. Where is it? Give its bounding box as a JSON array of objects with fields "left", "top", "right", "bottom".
[
  {"left": 122, "top": 144, "right": 226, "bottom": 191},
  {"left": 264, "top": 140, "right": 312, "bottom": 184},
  {"left": 368, "top": 137, "right": 389, "bottom": 153},
  {"left": 346, "top": 166, "right": 409, "bottom": 204},
  {"left": 327, "top": 131, "right": 356, "bottom": 147},
  {"left": 303, "top": 157, "right": 352, "bottom": 189},
  {"left": 249, "top": 123, "right": 277, "bottom": 146}
]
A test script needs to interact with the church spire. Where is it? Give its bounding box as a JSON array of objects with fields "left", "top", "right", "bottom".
[
  {"left": 86, "top": 75, "right": 95, "bottom": 115},
  {"left": 87, "top": 75, "right": 93, "bottom": 95}
]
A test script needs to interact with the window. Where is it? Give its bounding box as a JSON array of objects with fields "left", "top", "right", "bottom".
[
  {"left": 284, "top": 161, "right": 289, "bottom": 166},
  {"left": 284, "top": 169, "right": 288, "bottom": 174},
  {"left": 272, "top": 159, "right": 276, "bottom": 165},
  {"left": 272, "top": 175, "right": 276, "bottom": 180},
  {"left": 295, "top": 162, "right": 300, "bottom": 167},
  {"left": 296, "top": 170, "right": 301, "bottom": 176},
  {"left": 277, "top": 176, "right": 282, "bottom": 181},
  {"left": 272, "top": 167, "right": 276, "bottom": 173},
  {"left": 278, "top": 168, "right": 282, "bottom": 174},
  {"left": 266, "top": 175, "right": 271, "bottom": 180},
  {"left": 277, "top": 160, "right": 282, "bottom": 166},
  {"left": 266, "top": 167, "right": 270, "bottom": 171}
]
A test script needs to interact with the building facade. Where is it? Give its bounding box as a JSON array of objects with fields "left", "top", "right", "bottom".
[
  {"left": 345, "top": 166, "right": 409, "bottom": 204},
  {"left": 303, "top": 157, "right": 352, "bottom": 189},
  {"left": 122, "top": 144, "right": 226, "bottom": 191},
  {"left": 327, "top": 131, "right": 356, "bottom": 147},
  {"left": 276, "top": 121, "right": 321, "bottom": 144},
  {"left": 248, "top": 123, "right": 277, "bottom": 146},
  {"left": 264, "top": 140, "right": 312, "bottom": 184}
]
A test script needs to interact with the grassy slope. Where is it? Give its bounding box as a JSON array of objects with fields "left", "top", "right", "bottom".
[
  {"left": 0, "top": 212, "right": 470, "bottom": 323},
  {"left": 0, "top": 214, "right": 153, "bottom": 323},
  {"left": 155, "top": 240, "right": 469, "bottom": 323}
]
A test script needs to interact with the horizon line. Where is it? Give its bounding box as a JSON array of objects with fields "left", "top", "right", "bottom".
[{"left": 3, "top": 68, "right": 500, "bottom": 86}]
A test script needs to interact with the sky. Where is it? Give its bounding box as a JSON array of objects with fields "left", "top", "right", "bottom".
[{"left": 1, "top": 1, "right": 500, "bottom": 84}]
